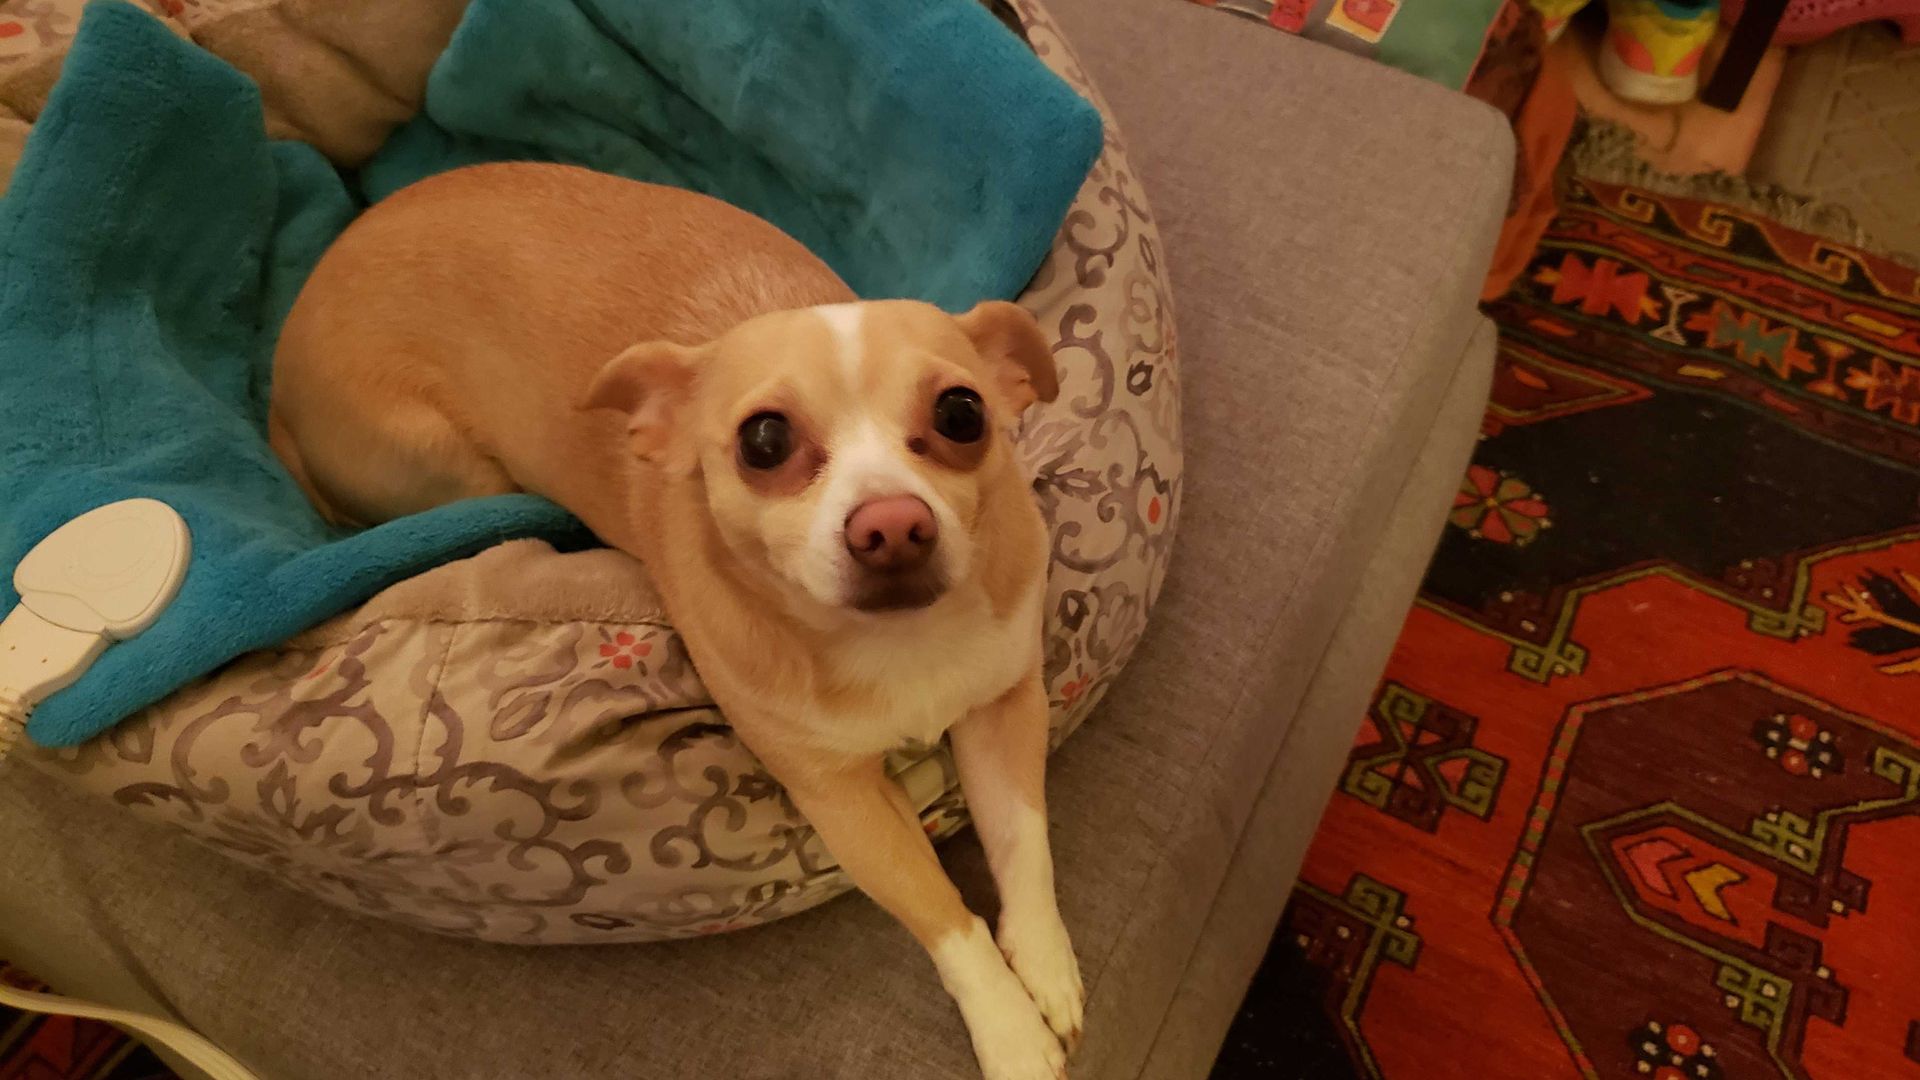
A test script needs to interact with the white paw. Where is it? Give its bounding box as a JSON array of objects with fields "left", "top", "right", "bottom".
[
  {"left": 935, "top": 918, "right": 1071, "bottom": 1080},
  {"left": 968, "top": 1000, "right": 1068, "bottom": 1080},
  {"left": 999, "top": 909, "right": 1085, "bottom": 1052}
]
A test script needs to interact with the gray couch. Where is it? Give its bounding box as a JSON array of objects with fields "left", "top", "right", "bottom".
[{"left": 0, "top": 2, "right": 1513, "bottom": 1076}]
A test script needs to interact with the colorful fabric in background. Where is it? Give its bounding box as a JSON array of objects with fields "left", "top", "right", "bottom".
[
  {"left": 1213, "top": 179, "right": 1920, "bottom": 1078},
  {"left": 1470, "top": 5, "right": 1577, "bottom": 301},
  {"left": 1193, "top": 0, "right": 1513, "bottom": 88},
  {"left": 1188, "top": 0, "right": 1577, "bottom": 300}
]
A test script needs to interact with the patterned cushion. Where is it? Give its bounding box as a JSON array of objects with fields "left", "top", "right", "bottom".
[{"left": 25, "top": 0, "right": 1182, "bottom": 944}]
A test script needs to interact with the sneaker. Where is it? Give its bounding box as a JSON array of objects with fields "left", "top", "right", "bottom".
[
  {"left": 1601, "top": 0, "right": 1720, "bottom": 104},
  {"left": 1530, "top": 0, "right": 1596, "bottom": 41}
]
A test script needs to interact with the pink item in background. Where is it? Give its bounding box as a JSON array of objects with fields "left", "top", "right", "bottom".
[
  {"left": 1721, "top": 0, "right": 1920, "bottom": 44},
  {"left": 1269, "top": 0, "right": 1314, "bottom": 30}
]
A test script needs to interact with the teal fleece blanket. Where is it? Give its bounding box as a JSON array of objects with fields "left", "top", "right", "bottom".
[{"left": 0, "top": 1, "right": 1101, "bottom": 748}]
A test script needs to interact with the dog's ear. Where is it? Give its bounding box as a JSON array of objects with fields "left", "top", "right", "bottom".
[
  {"left": 580, "top": 341, "right": 699, "bottom": 470},
  {"left": 955, "top": 301, "right": 1058, "bottom": 413}
]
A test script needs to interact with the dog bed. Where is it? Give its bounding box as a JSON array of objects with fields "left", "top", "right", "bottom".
[{"left": 20, "top": 0, "right": 1181, "bottom": 944}]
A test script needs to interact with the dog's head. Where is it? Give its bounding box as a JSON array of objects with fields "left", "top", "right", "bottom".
[{"left": 582, "top": 299, "right": 1057, "bottom": 619}]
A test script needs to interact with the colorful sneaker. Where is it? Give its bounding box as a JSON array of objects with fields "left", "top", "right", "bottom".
[
  {"left": 1601, "top": 0, "right": 1720, "bottom": 104},
  {"left": 1530, "top": 0, "right": 1596, "bottom": 41}
]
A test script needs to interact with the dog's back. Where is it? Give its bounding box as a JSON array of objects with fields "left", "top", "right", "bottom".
[{"left": 269, "top": 162, "right": 852, "bottom": 528}]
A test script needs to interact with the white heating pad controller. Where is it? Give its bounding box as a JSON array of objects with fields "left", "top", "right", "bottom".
[{"left": 0, "top": 499, "right": 190, "bottom": 760}]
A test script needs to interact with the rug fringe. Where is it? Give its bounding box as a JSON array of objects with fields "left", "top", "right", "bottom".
[{"left": 1564, "top": 118, "right": 1898, "bottom": 260}]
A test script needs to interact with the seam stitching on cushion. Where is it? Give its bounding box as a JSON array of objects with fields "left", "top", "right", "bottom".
[
  {"left": 412, "top": 623, "right": 458, "bottom": 854},
  {"left": 266, "top": 613, "right": 679, "bottom": 654},
  {"left": 350, "top": 613, "right": 676, "bottom": 632}
]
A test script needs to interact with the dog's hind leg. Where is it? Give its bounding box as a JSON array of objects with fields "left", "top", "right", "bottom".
[
  {"left": 269, "top": 409, "right": 364, "bottom": 528},
  {"left": 271, "top": 396, "right": 518, "bottom": 527}
]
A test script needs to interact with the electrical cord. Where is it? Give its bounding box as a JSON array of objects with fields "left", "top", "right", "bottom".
[{"left": 0, "top": 981, "right": 258, "bottom": 1080}]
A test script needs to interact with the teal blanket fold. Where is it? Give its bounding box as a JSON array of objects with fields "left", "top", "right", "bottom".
[
  {"left": 0, "top": 1, "right": 1100, "bottom": 748},
  {"left": 365, "top": 0, "right": 1103, "bottom": 309}
]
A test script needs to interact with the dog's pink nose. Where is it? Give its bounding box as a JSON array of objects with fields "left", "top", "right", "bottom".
[{"left": 845, "top": 496, "right": 938, "bottom": 571}]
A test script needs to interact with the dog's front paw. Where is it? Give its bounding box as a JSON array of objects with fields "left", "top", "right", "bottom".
[
  {"left": 937, "top": 917, "right": 1069, "bottom": 1080},
  {"left": 968, "top": 1001, "right": 1068, "bottom": 1080},
  {"left": 999, "top": 909, "right": 1085, "bottom": 1052}
]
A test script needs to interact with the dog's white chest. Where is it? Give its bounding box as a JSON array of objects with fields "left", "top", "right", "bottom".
[{"left": 801, "top": 586, "right": 1042, "bottom": 757}]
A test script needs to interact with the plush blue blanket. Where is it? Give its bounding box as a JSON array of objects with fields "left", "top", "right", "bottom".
[{"left": 0, "top": 1, "right": 1100, "bottom": 747}]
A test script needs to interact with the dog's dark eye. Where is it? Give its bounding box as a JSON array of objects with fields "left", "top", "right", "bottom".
[
  {"left": 932, "top": 388, "right": 986, "bottom": 444},
  {"left": 738, "top": 412, "right": 793, "bottom": 470}
]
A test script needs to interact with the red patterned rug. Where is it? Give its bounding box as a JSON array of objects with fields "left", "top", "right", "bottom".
[{"left": 1213, "top": 176, "right": 1920, "bottom": 1079}]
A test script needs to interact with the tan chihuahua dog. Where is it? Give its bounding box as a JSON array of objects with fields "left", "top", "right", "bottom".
[{"left": 270, "top": 163, "right": 1079, "bottom": 1080}]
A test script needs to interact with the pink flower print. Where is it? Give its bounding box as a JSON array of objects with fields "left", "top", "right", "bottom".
[{"left": 595, "top": 630, "right": 651, "bottom": 670}]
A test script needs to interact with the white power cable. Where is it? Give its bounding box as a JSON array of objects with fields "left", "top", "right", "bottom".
[
  {"left": 0, "top": 500, "right": 253, "bottom": 1078},
  {"left": 0, "top": 982, "right": 258, "bottom": 1080}
]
